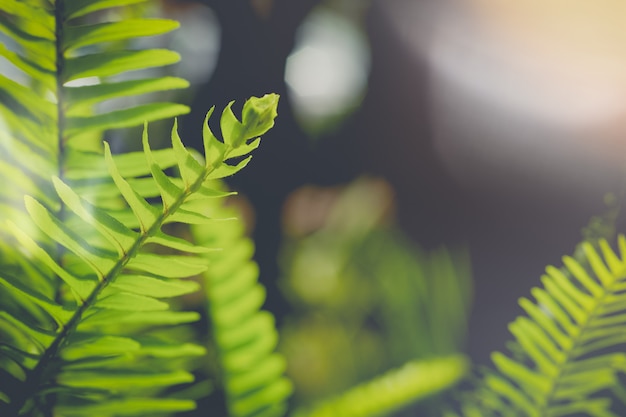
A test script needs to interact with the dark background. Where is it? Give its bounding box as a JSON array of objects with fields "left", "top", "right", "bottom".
[{"left": 175, "top": 0, "right": 626, "bottom": 365}]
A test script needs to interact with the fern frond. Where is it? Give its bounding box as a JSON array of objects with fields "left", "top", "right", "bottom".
[
  {"left": 463, "top": 237, "right": 626, "bottom": 417},
  {"left": 294, "top": 356, "right": 467, "bottom": 417},
  {"left": 0, "top": 0, "right": 188, "bottom": 265},
  {"left": 0, "top": 94, "right": 280, "bottom": 415},
  {"left": 1, "top": 0, "right": 188, "bottom": 149},
  {"left": 0, "top": 0, "right": 190, "bottom": 293},
  {"left": 193, "top": 199, "right": 293, "bottom": 417},
  {"left": 1, "top": 1, "right": 282, "bottom": 414}
]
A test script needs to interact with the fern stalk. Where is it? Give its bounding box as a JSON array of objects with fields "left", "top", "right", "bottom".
[
  {"left": 54, "top": 0, "right": 66, "bottom": 156},
  {"left": 13, "top": 1, "right": 68, "bottom": 412}
]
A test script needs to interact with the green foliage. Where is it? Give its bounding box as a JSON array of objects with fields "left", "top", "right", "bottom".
[
  {"left": 0, "top": 1, "right": 288, "bottom": 415},
  {"left": 278, "top": 179, "right": 471, "bottom": 415},
  {"left": 4, "top": 1, "right": 626, "bottom": 417},
  {"left": 1, "top": 89, "right": 280, "bottom": 415},
  {"left": 454, "top": 237, "right": 626, "bottom": 417},
  {"left": 293, "top": 356, "right": 468, "bottom": 417},
  {"left": 193, "top": 204, "right": 293, "bottom": 417}
]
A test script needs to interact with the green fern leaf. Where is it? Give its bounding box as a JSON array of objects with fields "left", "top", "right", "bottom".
[
  {"left": 64, "top": 49, "right": 180, "bottom": 81},
  {"left": 0, "top": 1, "right": 282, "bottom": 415},
  {"left": 54, "top": 397, "right": 197, "bottom": 416},
  {"left": 64, "top": 19, "right": 179, "bottom": 51},
  {"left": 65, "top": 77, "right": 189, "bottom": 110},
  {"left": 193, "top": 199, "right": 293, "bottom": 417},
  {"left": 65, "top": 0, "right": 148, "bottom": 20},
  {"left": 0, "top": 94, "right": 279, "bottom": 415},
  {"left": 461, "top": 237, "right": 626, "bottom": 417},
  {"left": 0, "top": 0, "right": 189, "bottom": 270},
  {"left": 294, "top": 356, "right": 467, "bottom": 417}
]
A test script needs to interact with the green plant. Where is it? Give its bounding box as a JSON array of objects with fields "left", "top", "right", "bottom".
[
  {"left": 3, "top": 1, "right": 626, "bottom": 417},
  {"left": 192, "top": 201, "right": 294, "bottom": 417},
  {"left": 448, "top": 236, "right": 626, "bottom": 417},
  {"left": 0, "top": 0, "right": 287, "bottom": 415}
]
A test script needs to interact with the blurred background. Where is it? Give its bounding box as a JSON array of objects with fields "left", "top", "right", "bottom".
[{"left": 133, "top": 0, "right": 626, "bottom": 411}]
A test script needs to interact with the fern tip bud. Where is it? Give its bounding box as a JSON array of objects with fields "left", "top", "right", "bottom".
[{"left": 240, "top": 93, "right": 280, "bottom": 141}]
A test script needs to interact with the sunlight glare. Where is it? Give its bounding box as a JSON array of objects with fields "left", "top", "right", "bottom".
[{"left": 285, "top": 8, "right": 370, "bottom": 133}]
